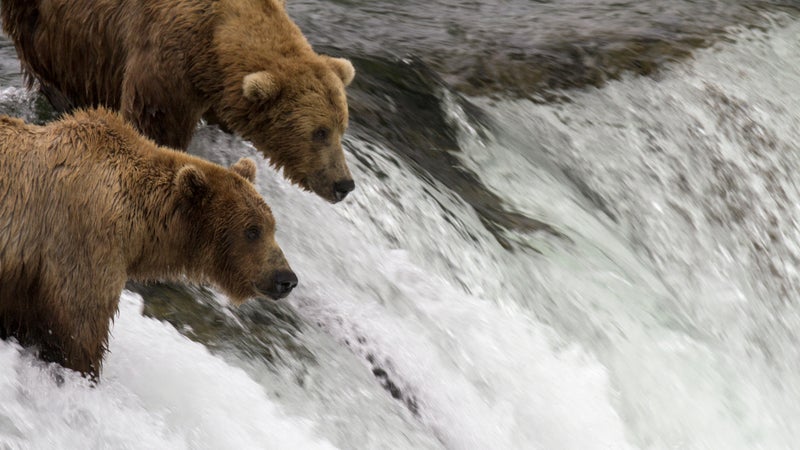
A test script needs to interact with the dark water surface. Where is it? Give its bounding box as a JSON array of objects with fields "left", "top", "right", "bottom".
[{"left": 293, "top": 0, "right": 797, "bottom": 96}]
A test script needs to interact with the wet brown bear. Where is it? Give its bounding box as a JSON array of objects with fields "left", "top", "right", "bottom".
[
  {"left": 0, "top": 108, "right": 297, "bottom": 380},
  {"left": 1, "top": 0, "right": 357, "bottom": 203}
]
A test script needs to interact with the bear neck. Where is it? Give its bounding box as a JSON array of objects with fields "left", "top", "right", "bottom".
[
  {"left": 45, "top": 108, "right": 209, "bottom": 284},
  {"left": 121, "top": 153, "right": 210, "bottom": 283}
]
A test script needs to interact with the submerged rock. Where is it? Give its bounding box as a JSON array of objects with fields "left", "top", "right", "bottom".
[{"left": 128, "top": 281, "right": 315, "bottom": 367}]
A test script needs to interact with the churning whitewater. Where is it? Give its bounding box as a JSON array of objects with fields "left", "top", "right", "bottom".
[{"left": 1, "top": 6, "right": 800, "bottom": 450}]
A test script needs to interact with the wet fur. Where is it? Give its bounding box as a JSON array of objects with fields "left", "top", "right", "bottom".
[
  {"left": 1, "top": 0, "right": 355, "bottom": 202},
  {"left": 0, "top": 108, "right": 291, "bottom": 379}
]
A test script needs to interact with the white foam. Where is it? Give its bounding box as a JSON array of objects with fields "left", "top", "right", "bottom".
[
  {"left": 0, "top": 292, "right": 335, "bottom": 450},
  {"left": 189, "top": 118, "right": 633, "bottom": 449},
  {"left": 447, "top": 13, "right": 800, "bottom": 448}
]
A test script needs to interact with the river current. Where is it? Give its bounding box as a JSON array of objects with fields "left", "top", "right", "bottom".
[{"left": 1, "top": 1, "right": 799, "bottom": 449}]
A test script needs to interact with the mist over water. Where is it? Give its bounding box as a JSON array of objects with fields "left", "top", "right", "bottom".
[{"left": 0, "top": 1, "right": 800, "bottom": 449}]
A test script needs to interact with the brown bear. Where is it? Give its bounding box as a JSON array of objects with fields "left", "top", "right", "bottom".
[
  {"left": 1, "top": 0, "right": 357, "bottom": 203},
  {"left": 0, "top": 107, "right": 298, "bottom": 380}
]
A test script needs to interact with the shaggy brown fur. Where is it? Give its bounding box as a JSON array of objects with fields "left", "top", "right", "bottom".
[
  {"left": 0, "top": 108, "right": 297, "bottom": 379},
  {"left": 1, "top": 0, "right": 357, "bottom": 203}
]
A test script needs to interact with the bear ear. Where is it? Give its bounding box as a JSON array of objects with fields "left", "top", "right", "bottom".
[
  {"left": 242, "top": 71, "right": 279, "bottom": 101},
  {"left": 175, "top": 165, "right": 209, "bottom": 201},
  {"left": 324, "top": 57, "right": 355, "bottom": 86},
  {"left": 230, "top": 157, "right": 257, "bottom": 183}
]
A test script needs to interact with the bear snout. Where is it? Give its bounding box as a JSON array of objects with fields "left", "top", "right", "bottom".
[
  {"left": 256, "top": 269, "right": 298, "bottom": 300},
  {"left": 333, "top": 179, "right": 355, "bottom": 202}
]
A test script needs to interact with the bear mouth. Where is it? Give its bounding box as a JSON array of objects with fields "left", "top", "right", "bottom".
[
  {"left": 256, "top": 288, "right": 289, "bottom": 301},
  {"left": 303, "top": 176, "right": 343, "bottom": 204}
]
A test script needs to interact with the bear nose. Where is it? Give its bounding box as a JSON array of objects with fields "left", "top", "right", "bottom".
[
  {"left": 333, "top": 179, "right": 355, "bottom": 201},
  {"left": 257, "top": 269, "right": 298, "bottom": 300},
  {"left": 272, "top": 270, "right": 298, "bottom": 298}
]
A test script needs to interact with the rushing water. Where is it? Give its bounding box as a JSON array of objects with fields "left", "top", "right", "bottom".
[{"left": 1, "top": 1, "right": 800, "bottom": 449}]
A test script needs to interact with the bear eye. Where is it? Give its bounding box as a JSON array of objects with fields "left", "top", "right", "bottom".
[
  {"left": 312, "top": 127, "right": 329, "bottom": 143},
  {"left": 245, "top": 225, "right": 261, "bottom": 241}
]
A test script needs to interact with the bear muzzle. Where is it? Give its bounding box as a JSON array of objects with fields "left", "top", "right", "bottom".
[{"left": 256, "top": 269, "right": 299, "bottom": 300}]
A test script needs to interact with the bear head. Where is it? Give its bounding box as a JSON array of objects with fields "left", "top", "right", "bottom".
[
  {"left": 229, "top": 56, "right": 356, "bottom": 203},
  {"left": 174, "top": 157, "right": 297, "bottom": 303}
]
